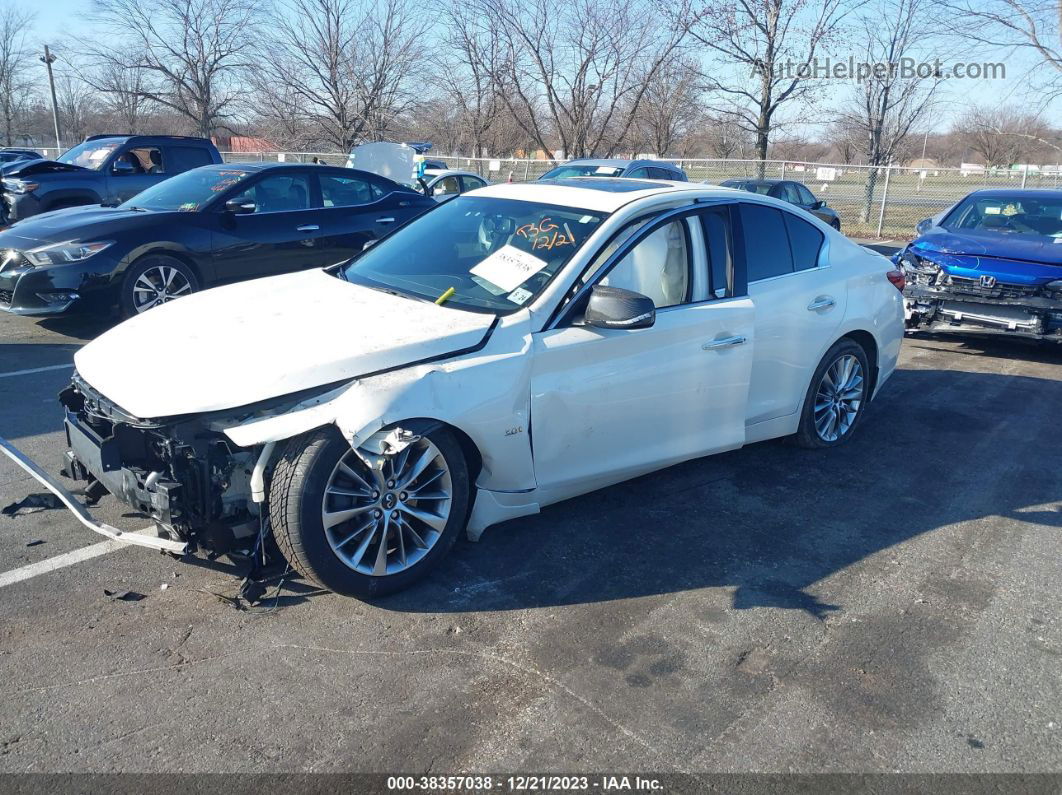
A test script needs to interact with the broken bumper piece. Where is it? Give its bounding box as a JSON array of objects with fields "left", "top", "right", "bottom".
[
  {"left": 903, "top": 284, "right": 1062, "bottom": 341},
  {"left": 0, "top": 436, "right": 188, "bottom": 554}
]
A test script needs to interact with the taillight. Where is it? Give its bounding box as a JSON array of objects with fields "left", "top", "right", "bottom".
[{"left": 886, "top": 269, "right": 905, "bottom": 292}]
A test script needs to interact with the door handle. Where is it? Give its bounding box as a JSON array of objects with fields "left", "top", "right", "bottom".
[
  {"left": 807, "top": 296, "right": 836, "bottom": 311},
  {"left": 376, "top": 217, "right": 396, "bottom": 224},
  {"left": 703, "top": 335, "right": 747, "bottom": 350},
  {"left": 296, "top": 224, "right": 320, "bottom": 232}
]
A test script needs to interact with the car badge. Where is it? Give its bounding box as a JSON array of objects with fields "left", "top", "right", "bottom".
[{"left": 979, "top": 275, "right": 996, "bottom": 288}]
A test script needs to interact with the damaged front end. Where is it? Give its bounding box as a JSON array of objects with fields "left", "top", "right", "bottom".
[
  {"left": 896, "top": 249, "right": 1062, "bottom": 341},
  {"left": 47, "top": 373, "right": 355, "bottom": 557}
]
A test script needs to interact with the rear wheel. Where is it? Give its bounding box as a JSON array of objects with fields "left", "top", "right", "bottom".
[
  {"left": 269, "top": 423, "right": 470, "bottom": 598},
  {"left": 120, "top": 255, "right": 198, "bottom": 317},
  {"left": 793, "top": 339, "right": 870, "bottom": 448}
]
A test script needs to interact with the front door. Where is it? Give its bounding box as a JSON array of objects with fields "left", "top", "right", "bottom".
[
  {"left": 105, "top": 146, "right": 166, "bottom": 204},
  {"left": 210, "top": 170, "right": 332, "bottom": 282},
  {"left": 530, "top": 213, "right": 754, "bottom": 500}
]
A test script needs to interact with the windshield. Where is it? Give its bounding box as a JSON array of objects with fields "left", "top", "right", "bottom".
[
  {"left": 57, "top": 140, "right": 122, "bottom": 170},
  {"left": 118, "top": 167, "right": 253, "bottom": 212},
  {"left": 943, "top": 194, "right": 1062, "bottom": 238},
  {"left": 342, "top": 196, "right": 606, "bottom": 312},
  {"left": 541, "top": 164, "right": 624, "bottom": 179}
]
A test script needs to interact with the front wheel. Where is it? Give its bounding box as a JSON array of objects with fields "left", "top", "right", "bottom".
[
  {"left": 793, "top": 339, "right": 870, "bottom": 448},
  {"left": 269, "top": 423, "right": 470, "bottom": 598},
  {"left": 120, "top": 255, "right": 198, "bottom": 317}
]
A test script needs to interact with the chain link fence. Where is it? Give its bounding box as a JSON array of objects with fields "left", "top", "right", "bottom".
[{"left": 220, "top": 151, "right": 1062, "bottom": 240}]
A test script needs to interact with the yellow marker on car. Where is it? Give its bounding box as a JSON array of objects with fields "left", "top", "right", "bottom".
[{"left": 435, "top": 287, "right": 456, "bottom": 305}]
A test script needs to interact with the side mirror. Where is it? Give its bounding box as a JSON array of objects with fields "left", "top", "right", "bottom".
[
  {"left": 225, "top": 199, "right": 256, "bottom": 215},
  {"left": 585, "top": 285, "right": 655, "bottom": 330},
  {"left": 111, "top": 160, "right": 136, "bottom": 176},
  {"left": 812, "top": 199, "right": 825, "bottom": 210},
  {"left": 915, "top": 218, "right": 932, "bottom": 235}
]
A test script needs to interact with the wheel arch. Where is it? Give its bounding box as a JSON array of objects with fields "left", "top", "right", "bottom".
[
  {"left": 121, "top": 247, "right": 204, "bottom": 287},
  {"left": 840, "top": 329, "right": 879, "bottom": 397}
]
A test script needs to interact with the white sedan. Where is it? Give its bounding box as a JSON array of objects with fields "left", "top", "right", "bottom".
[{"left": 1, "top": 178, "right": 905, "bottom": 598}]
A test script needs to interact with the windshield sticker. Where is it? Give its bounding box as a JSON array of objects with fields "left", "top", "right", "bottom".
[
  {"left": 470, "top": 245, "right": 549, "bottom": 292},
  {"left": 179, "top": 202, "right": 198, "bottom": 212},
  {"left": 508, "top": 286, "right": 533, "bottom": 305},
  {"left": 984, "top": 206, "right": 1001, "bottom": 214},
  {"left": 579, "top": 215, "right": 595, "bottom": 224},
  {"left": 516, "top": 217, "right": 577, "bottom": 251},
  {"left": 595, "top": 166, "right": 621, "bottom": 175}
]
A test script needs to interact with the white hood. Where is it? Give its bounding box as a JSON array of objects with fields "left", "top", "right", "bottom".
[{"left": 74, "top": 269, "right": 495, "bottom": 418}]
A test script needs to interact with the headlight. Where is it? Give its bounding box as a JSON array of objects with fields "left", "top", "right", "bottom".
[
  {"left": 1, "top": 179, "right": 39, "bottom": 194},
  {"left": 23, "top": 240, "right": 114, "bottom": 267},
  {"left": 899, "top": 251, "right": 942, "bottom": 285}
]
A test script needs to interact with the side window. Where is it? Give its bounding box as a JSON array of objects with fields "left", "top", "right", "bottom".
[
  {"left": 648, "top": 167, "right": 673, "bottom": 180},
  {"left": 625, "top": 168, "right": 650, "bottom": 178},
  {"left": 115, "top": 146, "right": 163, "bottom": 175},
  {"left": 599, "top": 220, "right": 690, "bottom": 308},
  {"left": 459, "top": 176, "right": 486, "bottom": 192},
  {"left": 779, "top": 183, "right": 803, "bottom": 204},
  {"left": 229, "top": 173, "right": 312, "bottom": 213},
  {"left": 320, "top": 173, "right": 381, "bottom": 207},
  {"left": 699, "top": 206, "right": 737, "bottom": 298},
  {"left": 796, "top": 184, "right": 817, "bottom": 206},
  {"left": 738, "top": 204, "right": 794, "bottom": 281},
  {"left": 433, "top": 176, "right": 461, "bottom": 196},
  {"left": 783, "top": 212, "right": 824, "bottom": 271},
  {"left": 167, "top": 146, "right": 213, "bottom": 173}
]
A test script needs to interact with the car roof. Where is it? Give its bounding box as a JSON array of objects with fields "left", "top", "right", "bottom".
[
  {"left": 472, "top": 178, "right": 725, "bottom": 213},
  {"left": 562, "top": 158, "right": 682, "bottom": 170},
  {"left": 196, "top": 162, "right": 409, "bottom": 185},
  {"left": 723, "top": 178, "right": 781, "bottom": 186},
  {"left": 424, "top": 169, "right": 485, "bottom": 179}
]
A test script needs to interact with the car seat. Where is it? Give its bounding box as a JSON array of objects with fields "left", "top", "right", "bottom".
[
  {"left": 602, "top": 222, "right": 688, "bottom": 307},
  {"left": 147, "top": 150, "right": 163, "bottom": 174}
]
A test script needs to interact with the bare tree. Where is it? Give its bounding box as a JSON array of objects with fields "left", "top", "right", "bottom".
[
  {"left": 464, "top": 0, "right": 690, "bottom": 160},
  {"left": 683, "top": 0, "right": 861, "bottom": 172},
  {"left": 627, "top": 56, "right": 704, "bottom": 156},
  {"left": 943, "top": 0, "right": 1061, "bottom": 104},
  {"left": 837, "top": 0, "right": 941, "bottom": 222},
  {"left": 54, "top": 71, "right": 98, "bottom": 143},
  {"left": 955, "top": 104, "right": 1056, "bottom": 165},
  {"left": 0, "top": 5, "right": 36, "bottom": 145},
  {"left": 81, "top": 59, "right": 151, "bottom": 134},
  {"left": 259, "top": 0, "right": 426, "bottom": 152},
  {"left": 87, "top": 0, "right": 257, "bottom": 138}
]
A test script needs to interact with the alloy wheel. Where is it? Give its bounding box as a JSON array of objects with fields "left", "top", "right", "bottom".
[
  {"left": 813, "top": 353, "right": 864, "bottom": 442},
  {"left": 132, "top": 265, "right": 193, "bottom": 313},
  {"left": 321, "top": 438, "right": 453, "bottom": 576}
]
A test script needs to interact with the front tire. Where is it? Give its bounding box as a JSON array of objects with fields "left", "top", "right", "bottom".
[
  {"left": 269, "top": 423, "right": 470, "bottom": 598},
  {"left": 120, "top": 255, "right": 198, "bottom": 317},
  {"left": 793, "top": 339, "right": 870, "bottom": 449}
]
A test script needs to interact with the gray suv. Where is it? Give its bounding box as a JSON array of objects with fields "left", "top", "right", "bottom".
[{"left": 1, "top": 135, "right": 222, "bottom": 224}]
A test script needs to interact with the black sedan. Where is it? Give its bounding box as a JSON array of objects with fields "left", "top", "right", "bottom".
[
  {"left": 0, "top": 162, "right": 435, "bottom": 317},
  {"left": 717, "top": 178, "right": 841, "bottom": 229}
]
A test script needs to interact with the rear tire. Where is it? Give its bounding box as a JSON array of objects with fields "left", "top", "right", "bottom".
[
  {"left": 120, "top": 254, "right": 198, "bottom": 318},
  {"left": 269, "top": 423, "right": 470, "bottom": 598},
  {"left": 793, "top": 338, "right": 870, "bottom": 449}
]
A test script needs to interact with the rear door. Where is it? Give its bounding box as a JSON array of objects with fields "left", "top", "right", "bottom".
[
  {"left": 210, "top": 169, "right": 333, "bottom": 281},
  {"left": 737, "top": 202, "right": 847, "bottom": 426},
  {"left": 314, "top": 171, "right": 428, "bottom": 263}
]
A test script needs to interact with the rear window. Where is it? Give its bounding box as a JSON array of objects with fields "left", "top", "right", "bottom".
[
  {"left": 739, "top": 204, "right": 794, "bottom": 280},
  {"left": 167, "top": 146, "right": 214, "bottom": 173}
]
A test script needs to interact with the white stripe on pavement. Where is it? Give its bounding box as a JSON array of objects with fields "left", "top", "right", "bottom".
[
  {"left": 0, "top": 539, "right": 125, "bottom": 589},
  {"left": 0, "top": 363, "right": 74, "bottom": 379}
]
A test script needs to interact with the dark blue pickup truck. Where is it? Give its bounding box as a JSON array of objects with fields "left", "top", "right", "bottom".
[{"left": 1, "top": 134, "right": 222, "bottom": 224}]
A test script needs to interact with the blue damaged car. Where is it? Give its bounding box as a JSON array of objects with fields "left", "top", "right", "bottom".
[{"left": 895, "top": 189, "right": 1062, "bottom": 342}]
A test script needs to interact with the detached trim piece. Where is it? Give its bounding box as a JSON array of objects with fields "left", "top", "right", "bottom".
[{"left": 0, "top": 436, "right": 188, "bottom": 554}]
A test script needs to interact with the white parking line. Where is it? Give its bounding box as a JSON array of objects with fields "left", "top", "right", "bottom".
[
  {"left": 0, "top": 539, "right": 125, "bottom": 589},
  {"left": 0, "top": 363, "right": 74, "bottom": 379}
]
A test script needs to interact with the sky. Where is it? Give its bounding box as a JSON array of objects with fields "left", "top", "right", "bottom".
[{"left": 19, "top": 0, "right": 1062, "bottom": 137}]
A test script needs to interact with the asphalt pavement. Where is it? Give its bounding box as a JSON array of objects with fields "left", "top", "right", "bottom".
[{"left": 0, "top": 300, "right": 1059, "bottom": 773}]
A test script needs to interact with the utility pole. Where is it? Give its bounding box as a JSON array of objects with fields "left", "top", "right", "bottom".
[
  {"left": 920, "top": 130, "right": 929, "bottom": 163},
  {"left": 40, "top": 45, "right": 62, "bottom": 153}
]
